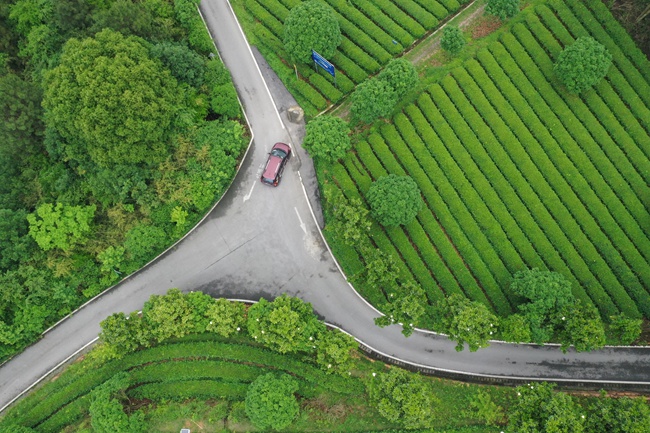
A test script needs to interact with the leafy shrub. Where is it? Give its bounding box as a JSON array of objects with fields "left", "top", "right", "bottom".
[
  {"left": 245, "top": 373, "right": 299, "bottom": 430},
  {"left": 366, "top": 174, "right": 423, "bottom": 227},
  {"left": 554, "top": 36, "right": 612, "bottom": 93},
  {"left": 283, "top": 0, "right": 342, "bottom": 64},
  {"left": 350, "top": 77, "right": 397, "bottom": 123},
  {"left": 485, "top": 0, "right": 520, "bottom": 21},
  {"left": 303, "top": 115, "right": 351, "bottom": 162},
  {"left": 440, "top": 25, "right": 465, "bottom": 55},
  {"left": 435, "top": 294, "right": 498, "bottom": 352},
  {"left": 377, "top": 58, "right": 418, "bottom": 98}
]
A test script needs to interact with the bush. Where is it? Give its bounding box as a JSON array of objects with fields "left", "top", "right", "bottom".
[
  {"left": 350, "top": 77, "right": 397, "bottom": 123},
  {"left": 303, "top": 115, "right": 351, "bottom": 162},
  {"left": 440, "top": 25, "right": 465, "bottom": 55},
  {"left": 245, "top": 373, "right": 299, "bottom": 430},
  {"left": 377, "top": 58, "right": 418, "bottom": 98},
  {"left": 554, "top": 37, "right": 612, "bottom": 94},
  {"left": 366, "top": 174, "right": 423, "bottom": 227},
  {"left": 283, "top": 0, "right": 342, "bottom": 64},
  {"left": 485, "top": 0, "right": 520, "bottom": 21}
]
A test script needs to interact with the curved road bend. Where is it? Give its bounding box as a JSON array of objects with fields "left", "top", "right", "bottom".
[{"left": 1, "top": 0, "right": 649, "bottom": 413}]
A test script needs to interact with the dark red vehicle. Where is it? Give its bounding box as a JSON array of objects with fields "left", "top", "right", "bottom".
[{"left": 261, "top": 142, "right": 291, "bottom": 186}]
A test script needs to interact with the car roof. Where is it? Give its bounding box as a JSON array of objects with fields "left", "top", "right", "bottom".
[
  {"left": 262, "top": 153, "right": 283, "bottom": 180},
  {"left": 272, "top": 142, "right": 291, "bottom": 153}
]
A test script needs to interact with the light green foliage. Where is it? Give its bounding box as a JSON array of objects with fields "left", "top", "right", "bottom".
[
  {"left": 90, "top": 373, "right": 145, "bottom": 433},
  {"left": 499, "top": 313, "right": 532, "bottom": 343},
  {"left": 150, "top": 41, "right": 206, "bottom": 88},
  {"left": 283, "top": 0, "right": 342, "bottom": 64},
  {"left": 367, "top": 174, "right": 423, "bottom": 227},
  {"left": 377, "top": 58, "right": 418, "bottom": 99},
  {"left": 43, "top": 28, "right": 181, "bottom": 167},
  {"left": 350, "top": 78, "right": 397, "bottom": 123},
  {"left": 8, "top": 0, "right": 52, "bottom": 36},
  {"left": 554, "top": 37, "right": 612, "bottom": 94},
  {"left": 170, "top": 206, "right": 188, "bottom": 229},
  {"left": 314, "top": 328, "right": 358, "bottom": 374},
  {"left": 510, "top": 268, "right": 576, "bottom": 344},
  {"left": 608, "top": 313, "right": 642, "bottom": 345},
  {"left": 205, "top": 298, "right": 246, "bottom": 337},
  {"left": 245, "top": 373, "right": 299, "bottom": 430},
  {"left": 247, "top": 295, "right": 326, "bottom": 353},
  {"left": 303, "top": 115, "right": 351, "bottom": 162},
  {"left": 485, "top": 0, "right": 520, "bottom": 21},
  {"left": 99, "top": 312, "right": 146, "bottom": 357},
  {"left": 556, "top": 301, "right": 606, "bottom": 353},
  {"left": 185, "top": 290, "right": 215, "bottom": 332},
  {"left": 368, "top": 368, "right": 436, "bottom": 428},
  {"left": 436, "top": 294, "right": 499, "bottom": 352},
  {"left": 506, "top": 382, "right": 585, "bottom": 433},
  {"left": 440, "top": 25, "right": 466, "bottom": 55},
  {"left": 585, "top": 392, "right": 650, "bottom": 433},
  {"left": 323, "top": 185, "right": 371, "bottom": 246},
  {"left": 363, "top": 247, "right": 400, "bottom": 291},
  {"left": 98, "top": 245, "right": 125, "bottom": 277},
  {"left": 468, "top": 390, "right": 505, "bottom": 426},
  {"left": 143, "top": 288, "right": 193, "bottom": 342},
  {"left": 375, "top": 280, "right": 427, "bottom": 337},
  {"left": 27, "top": 202, "right": 96, "bottom": 252}
]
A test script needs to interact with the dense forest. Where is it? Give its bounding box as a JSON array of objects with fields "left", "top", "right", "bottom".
[{"left": 0, "top": 0, "right": 248, "bottom": 359}]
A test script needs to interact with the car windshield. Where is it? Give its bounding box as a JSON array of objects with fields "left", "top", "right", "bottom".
[{"left": 271, "top": 148, "right": 286, "bottom": 158}]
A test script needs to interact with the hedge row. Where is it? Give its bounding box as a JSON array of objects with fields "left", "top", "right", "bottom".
[
  {"left": 352, "top": 0, "right": 416, "bottom": 46},
  {"left": 397, "top": 106, "right": 509, "bottom": 314},
  {"left": 388, "top": 0, "right": 437, "bottom": 30},
  {"left": 36, "top": 394, "right": 91, "bottom": 433},
  {"left": 245, "top": 0, "right": 284, "bottom": 40},
  {"left": 480, "top": 42, "right": 642, "bottom": 317},
  {"left": 129, "top": 360, "right": 267, "bottom": 384},
  {"left": 411, "top": 0, "right": 449, "bottom": 19},
  {"left": 325, "top": 0, "right": 402, "bottom": 57},
  {"left": 129, "top": 379, "right": 249, "bottom": 401},
  {"left": 335, "top": 40, "right": 379, "bottom": 78}
]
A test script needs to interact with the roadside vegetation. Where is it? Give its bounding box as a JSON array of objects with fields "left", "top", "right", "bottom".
[
  {"left": 2, "top": 291, "right": 648, "bottom": 433},
  {"left": 0, "top": 0, "right": 247, "bottom": 361}
]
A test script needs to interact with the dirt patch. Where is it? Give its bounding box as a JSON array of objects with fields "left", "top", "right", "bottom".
[{"left": 469, "top": 15, "right": 503, "bottom": 39}]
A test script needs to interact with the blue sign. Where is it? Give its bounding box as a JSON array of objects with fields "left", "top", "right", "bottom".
[{"left": 312, "top": 50, "right": 335, "bottom": 77}]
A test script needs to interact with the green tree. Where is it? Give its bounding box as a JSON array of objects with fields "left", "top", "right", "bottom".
[
  {"left": 440, "top": 25, "right": 466, "bottom": 55},
  {"left": 27, "top": 202, "right": 96, "bottom": 252},
  {"left": 323, "top": 184, "right": 371, "bottom": 246},
  {"left": 205, "top": 298, "right": 246, "bottom": 337},
  {"left": 99, "top": 311, "right": 147, "bottom": 357},
  {"left": 499, "top": 313, "right": 532, "bottom": 343},
  {"left": 375, "top": 280, "right": 427, "bottom": 337},
  {"left": 203, "top": 59, "right": 241, "bottom": 119},
  {"left": 510, "top": 268, "right": 576, "bottom": 344},
  {"left": 124, "top": 223, "right": 168, "bottom": 267},
  {"left": 377, "top": 58, "right": 418, "bottom": 99},
  {"left": 303, "top": 115, "right": 351, "bottom": 162},
  {"left": 485, "top": 0, "right": 520, "bottom": 21},
  {"left": 506, "top": 382, "right": 585, "bottom": 433},
  {"left": 150, "top": 41, "right": 206, "bottom": 88},
  {"left": 43, "top": 28, "right": 181, "bottom": 167},
  {"left": 0, "top": 209, "right": 35, "bottom": 271},
  {"left": 366, "top": 174, "right": 423, "bottom": 227},
  {"left": 368, "top": 368, "right": 436, "bottom": 428},
  {"left": 608, "top": 313, "right": 642, "bottom": 345},
  {"left": 245, "top": 373, "right": 299, "bottom": 430},
  {"left": 554, "top": 37, "right": 612, "bottom": 94},
  {"left": 142, "top": 288, "right": 193, "bottom": 342},
  {"left": 468, "top": 390, "right": 505, "bottom": 426},
  {"left": 90, "top": 373, "right": 145, "bottom": 433},
  {"left": 436, "top": 294, "right": 498, "bottom": 352},
  {"left": 556, "top": 301, "right": 605, "bottom": 353},
  {"left": 585, "top": 392, "right": 650, "bottom": 433},
  {"left": 247, "top": 295, "right": 325, "bottom": 353},
  {"left": 350, "top": 77, "right": 397, "bottom": 123},
  {"left": 313, "top": 328, "right": 358, "bottom": 374},
  {"left": 283, "top": 0, "right": 341, "bottom": 64}
]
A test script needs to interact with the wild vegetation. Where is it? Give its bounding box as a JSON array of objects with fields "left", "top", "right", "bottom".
[{"left": 0, "top": 0, "right": 246, "bottom": 361}]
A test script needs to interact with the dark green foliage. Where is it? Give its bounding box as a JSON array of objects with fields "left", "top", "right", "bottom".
[
  {"left": 203, "top": 59, "right": 241, "bottom": 119},
  {"left": 0, "top": 209, "right": 35, "bottom": 270},
  {"left": 124, "top": 223, "right": 168, "bottom": 266},
  {"left": 506, "top": 382, "right": 585, "bottom": 433},
  {"left": 499, "top": 314, "right": 531, "bottom": 344},
  {"left": 51, "top": 0, "right": 94, "bottom": 39},
  {"left": 245, "top": 373, "right": 299, "bottom": 430},
  {"left": 351, "top": 77, "right": 397, "bottom": 123},
  {"left": 150, "top": 41, "right": 206, "bottom": 88},
  {"left": 42, "top": 28, "right": 181, "bottom": 167},
  {"left": 247, "top": 295, "right": 326, "bottom": 354},
  {"left": 367, "top": 174, "right": 423, "bottom": 227},
  {"left": 554, "top": 37, "right": 612, "bottom": 93},
  {"left": 440, "top": 25, "right": 465, "bottom": 56},
  {"left": 90, "top": 373, "right": 144, "bottom": 433},
  {"left": 375, "top": 280, "right": 427, "bottom": 337},
  {"left": 368, "top": 368, "right": 436, "bottom": 428},
  {"left": 435, "top": 294, "right": 498, "bottom": 352},
  {"left": 283, "top": 0, "right": 342, "bottom": 64},
  {"left": 377, "top": 58, "right": 418, "bottom": 99},
  {"left": 303, "top": 115, "right": 351, "bottom": 162},
  {"left": 608, "top": 314, "right": 642, "bottom": 345},
  {"left": 485, "top": 0, "right": 520, "bottom": 21},
  {"left": 585, "top": 392, "right": 650, "bottom": 433}
]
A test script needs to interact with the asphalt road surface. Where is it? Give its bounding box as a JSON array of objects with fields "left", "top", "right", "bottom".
[{"left": 1, "top": 0, "right": 649, "bottom": 413}]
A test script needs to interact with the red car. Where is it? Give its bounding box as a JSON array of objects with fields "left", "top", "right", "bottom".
[{"left": 261, "top": 142, "right": 291, "bottom": 186}]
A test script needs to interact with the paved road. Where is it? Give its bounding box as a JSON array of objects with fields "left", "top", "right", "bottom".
[{"left": 1, "top": 0, "right": 649, "bottom": 413}]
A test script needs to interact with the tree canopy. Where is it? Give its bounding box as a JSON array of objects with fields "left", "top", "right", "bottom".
[
  {"left": 366, "top": 174, "right": 423, "bottom": 227},
  {"left": 485, "top": 0, "right": 520, "bottom": 21},
  {"left": 350, "top": 77, "right": 397, "bottom": 123},
  {"left": 245, "top": 373, "right": 299, "bottom": 430},
  {"left": 435, "top": 294, "right": 498, "bottom": 352},
  {"left": 554, "top": 37, "right": 612, "bottom": 93},
  {"left": 43, "top": 28, "right": 181, "bottom": 167},
  {"left": 440, "top": 25, "right": 466, "bottom": 55},
  {"left": 377, "top": 58, "right": 418, "bottom": 99},
  {"left": 302, "top": 115, "right": 351, "bottom": 162},
  {"left": 283, "top": 0, "right": 342, "bottom": 64}
]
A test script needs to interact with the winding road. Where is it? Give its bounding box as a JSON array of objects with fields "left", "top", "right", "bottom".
[{"left": 1, "top": 0, "right": 649, "bottom": 413}]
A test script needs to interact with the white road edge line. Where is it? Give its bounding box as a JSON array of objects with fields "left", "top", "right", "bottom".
[
  {"left": 294, "top": 207, "right": 307, "bottom": 234},
  {"left": 243, "top": 181, "right": 256, "bottom": 202},
  {"left": 0, "top": 337, "right": 100, "bottom": 414}
]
